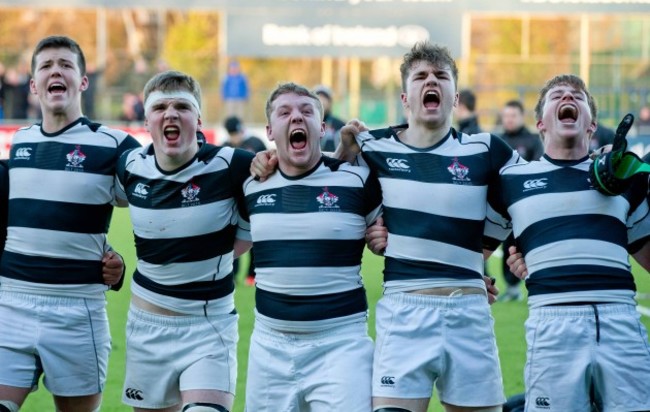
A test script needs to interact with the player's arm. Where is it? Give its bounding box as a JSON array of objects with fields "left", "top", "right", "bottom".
[
  {"left": 234, "top": 239, "right": 252, "bottom": 259},
  {"left": 102, "top": 249, "right": 126, "bottom": 291},
  {"left": 249, "top": 149, "right": 278, "bottom": 182},
  {"left": 506, "top": 246, "right": 528, "bottom": 279},
  {"left": 332, "top": 119, "right": 365, "bottom": 163},
  {"left": 632, "top": 241, "right": 650, "bottom": 272},
  {"left": 365, "top": 217, "right": 387, "bottom": 256}
]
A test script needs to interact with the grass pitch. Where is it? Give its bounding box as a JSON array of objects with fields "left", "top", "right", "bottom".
[{"left": 21, "top": 208, "right": 650, "bottom": 411}]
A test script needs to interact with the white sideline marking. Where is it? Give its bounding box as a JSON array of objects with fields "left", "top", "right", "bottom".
[{"left": 637, "top": 305, "right": 650, "bottom": 318}]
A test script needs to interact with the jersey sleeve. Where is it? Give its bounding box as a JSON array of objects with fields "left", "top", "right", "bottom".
[
  {"left": 363, "top": 169, "right": 383, "bottom": 226},
  {"left": 114, "top": 148, "right": 138, "bottom": 206},
  {"left": 483, "top": 168, "right": 512, "bottom": 251},
  {"left": 627, "top": 175, "right": 650, "bottom": 254},
  {"left": 490, "top": 134, "right": 523, "bottom": 172},
  {"left": 0, "top": 160, "right": 8, "bottom": 253},
  {"left": 117, "top": 134, "right": 142, "bottom": 156},
  {"left": 112, "top": 133, "right": 140, "bottom": 207},
  {"left": 230, "top": 149, "right": 255, "bottom": 239}
]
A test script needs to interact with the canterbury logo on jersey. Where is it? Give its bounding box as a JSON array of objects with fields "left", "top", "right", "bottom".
[
  {"left": 256, "top": 194, "right": 277, "bottom": 206},
  {"left": 132, "top": 183, "right": 150, "bottom": 199},
  {"left": 523, "top": 178, "right": 548, "bottom": 191},
  {"left": 14, "top": 147, "right": 32, "bottom": 160},
  {"left": 386, "top": 158, "right": 410, "bottom": 171}
]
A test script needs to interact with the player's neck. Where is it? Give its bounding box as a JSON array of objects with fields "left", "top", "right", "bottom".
[
  {"left": 401, "top": 121, "right": 450, "bottom": 148},
  {"left": 544, "top": 143, "right": 589, "bottom": 160},
  {"left": 41, "top": 109, "right": 83, "bottom": 134},
  {"left": 157, "top": 144, "right": 199, "bottom": 172}
]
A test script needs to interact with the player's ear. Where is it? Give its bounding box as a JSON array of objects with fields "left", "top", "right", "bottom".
[
  {"left": 400, "top": 92, "right": 409, "bottom": 110},
  {"left": 266, "top": 125, "right": 274, "bottom": 142},
  {"left": 29, "top": 78, "right": 38, "bottom": 95},
  {"left": 197, "top": 116, "right": 203, "bottom": 131},
  {"left": 588, "top": 119, "right": 597, "bottom": 134},
  {"left": 79, "top": 75, "right": 89, "bottom": 92}
]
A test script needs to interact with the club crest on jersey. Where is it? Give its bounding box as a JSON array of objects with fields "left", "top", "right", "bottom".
[
  {"left": 65, "top": 145, "right": 86, "bottom": 171},
  {"left": 181, "top": 181, "right": 201, "bottom": 206},
  {"left": 316, "top": 187, "right": 340, "bottom": 211},
  {"left": 447, "top": 157, "right": 471, "bottom": 184}
]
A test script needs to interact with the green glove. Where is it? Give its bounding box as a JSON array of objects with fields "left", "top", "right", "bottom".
[{"left": 590, "top": 113, "right": 650, "bottom": 196}]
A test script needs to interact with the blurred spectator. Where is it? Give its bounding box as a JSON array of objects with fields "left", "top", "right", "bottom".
[
  {"left": 314, "top": 85, "right": 345, "bottom": 152},
  {"left": 119, "top": 92, "right": 144, "bottom": 125},
  {"left": 82, "top": 63, "right": 103, "bottom": 120},
  {"left": 0, "top": 62, "right": 5, "bottom": 122},
  {"left": 637, "top": 105, "right": 650, "bottom": 138},
  {"left": 497, "top": 99, "right": 543, "bottom": 302},
  {"left": 221, "top": 60, "right": 249, "bottom": 120},
  {"left": 128, "top": 57, "right": 152, "bottom": 95},
  {"left": 455, "top": 89, "right": 482, "bottom": 134},
  {"left": 223, "top": 115, "right": 266, "bottom": 153},
  {"left": 223, "top": 115, "right": 265, "bottom": 286},
  {"left": 2, "top": 65, "right": 30, "bottom": 120},
  {"left": 500, "top": 100, "right": 543, "bottom": 161},
  {"left": 589, "top": 122, "right": 615, "bottom": 152}
]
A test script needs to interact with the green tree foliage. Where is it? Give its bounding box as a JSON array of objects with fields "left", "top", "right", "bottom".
[{"left": 162, "top": 11, "right": 220, "bottom": 88}]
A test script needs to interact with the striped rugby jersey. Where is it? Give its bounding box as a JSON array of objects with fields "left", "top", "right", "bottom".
[
  {"left": 487, "top": 155, "right": 650, "bottom": 308},
  {"left": 243, "top": 156, "right": 382, "bottom": 332},
  {"left": 356, "top": 126, "right": 520, "bottom": 293},
  {"left": 116, "top": 143, "right": 253, "bottom": 315},
  {"left": 1, "top": 118, "right": 140, "bottom": 298}
]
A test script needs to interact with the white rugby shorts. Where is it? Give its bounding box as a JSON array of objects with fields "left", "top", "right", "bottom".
[
  {"left": 122, "top": 305, "right": 238, "bottom": 409},
  {"left": 0, "top": 291, "right": 110, "bottom": 396},
  {"left": 372, "top": 292, "right": 505, "bottom": 407},
  {"left": 245, "top": 320, "right": 373, "bottom": 412},
  {"left": 524, "top": 303, "right": 650, "bottom": 412}
]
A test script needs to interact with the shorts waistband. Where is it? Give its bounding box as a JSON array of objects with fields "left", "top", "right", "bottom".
[
  {"left": 253, "top": 319, "right": 368, "bottom": 344},
  {"left": 0, "top": 290, "right": 104, "bottom": 307},
  {"left": 382, "top": 291, "right": 488, "bottom": 308},
  {"left": 531, "top": 303, "right": 636, "bottom": 317},
  {"left": 128, "top": 303, "right": 236, "bottom": 327}
]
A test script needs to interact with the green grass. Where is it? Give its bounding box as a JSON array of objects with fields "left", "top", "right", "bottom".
[{"left": 21, "top": 208, "right": 650, "bottom": 411}]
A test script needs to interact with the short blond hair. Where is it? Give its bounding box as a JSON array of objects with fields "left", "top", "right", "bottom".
[{"left": 265, "top": 82, "right": 323, "bottom": 122}]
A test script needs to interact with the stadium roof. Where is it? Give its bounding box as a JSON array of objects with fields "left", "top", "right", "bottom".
[{"left": 0, "top": 0, "right": 649, "bottom": 12}]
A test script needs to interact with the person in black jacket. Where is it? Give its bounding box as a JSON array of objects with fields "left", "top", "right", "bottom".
[
  {"left": 314, "top": 85, "right": 346, "bottom": 152},
  {"left": 455, "top": 89, "right": 482, "bottom": 135}
]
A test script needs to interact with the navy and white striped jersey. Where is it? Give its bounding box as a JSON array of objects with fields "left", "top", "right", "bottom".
[
  {"left": 356, "top": 126, "right": 520, "bottom": 293},
  {"left": 243, "top": 156, "right": 382, "bottom": 332},
  {"left": 0, "top": 118, "right": 140, "bottom": 298},
  {"left": 0, "top": 160, "right": 8, "bottom": 254},
  {"left": 116, "top": 143, "right": 253, "bottom": 315},
  {"left": 487, "top": 155, "right": 650, "bottom": 308}
]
